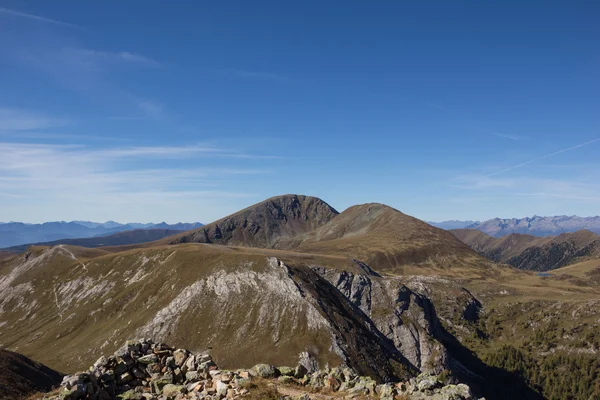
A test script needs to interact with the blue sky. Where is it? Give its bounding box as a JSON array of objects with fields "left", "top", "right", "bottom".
[{"left": 0, "top": 1, "right": 598, "bottom": 223}]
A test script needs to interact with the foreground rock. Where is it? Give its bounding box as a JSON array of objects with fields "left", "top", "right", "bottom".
[{"left": 37, "top": 339, "right": 482, "bottom": 400}]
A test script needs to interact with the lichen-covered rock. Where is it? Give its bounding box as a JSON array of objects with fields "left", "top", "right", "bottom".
[
  {"left": 277, "top": 366, "right": 295, "bottom": 377},
  {"left": 249, "top": 363, "right": 277, "bottom": 378}
]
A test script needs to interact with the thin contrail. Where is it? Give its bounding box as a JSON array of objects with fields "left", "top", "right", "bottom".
[
  {"left": 0, "top": 7, "right": 79, "bottom": 28},
  {"left": 480, "top": 138, "right": 600, "bottom": 179}
]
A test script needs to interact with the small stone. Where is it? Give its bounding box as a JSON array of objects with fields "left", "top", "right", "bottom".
[
  {"left": 162, "top": 383, "right": 186, "bottom": 397},
  {"left": 377, "top": 383, "right": 395, "bottom": 400},
  {"left": 138, "top": 354, "right": 158, "bottom": 364},
  {"left": 116, "top": 390, "right": 143, "bottom": 400},
  {"left": 114, "top": 361, "right": 128, "bottom": 376},
  {"left": 131, "top": 367, "right": 146, "bottom": 379},
  {"left": 220, "top": 372, "right": 233, "bottom": 383},
  {"left": 249, "top": 363, "right": 277, "bottom": 378},
  {"left": 277, "top": 366, "right": 295, "bottom": 377},
  {"left": 93, "top": 356, "right": 108, "bottom": 369},
  {"left": 165, "top": 356, "right": 176, "bottom": 368},
  {"left": 119, "top": 372, "right": 134, "bottom": 384},
  {"left": 417, "top": 376, "right": 440, "bottom": 391},
  {"left": 173, "top": 367, "right": 184, "bottom": 383},
  {"left": 197, "top": 354, "right": 212, "bottom": 363},
  {"left": 173, "top": 349, "right": 189, "bottom": 367},
  {"left": 238, "top": 371, "right": 250, "bottom": 379},
  {"left": 216, "top": 381, "right": 229, "bottom": 396},
  {"left": 294, "top": 364, "right": 308, "bottom": 379},
  {"left": 186, "top": 381, "right": 202, "bottom": 392},
  {"left": 182, "top": 354, "right": 196, "bottom": 374},
  {"left": 185, "top": 371, "right": 199, "bottom": 382},
  {"left": 153, "top": 374, "right": 173, "bottom": 393}
]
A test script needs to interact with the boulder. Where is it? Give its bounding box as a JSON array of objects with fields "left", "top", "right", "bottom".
[{"left": 249, "top": 363, "right": 278, "bottom": 378}]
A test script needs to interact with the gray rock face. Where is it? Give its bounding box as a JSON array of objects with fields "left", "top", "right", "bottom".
[{"left": 313, "top": 264, "right": 451, "bottom": 374}]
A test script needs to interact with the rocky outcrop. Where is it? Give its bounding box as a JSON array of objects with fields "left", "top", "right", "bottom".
[
  {"left": 42, "top": 339, "right": 481, "bottom": 400},
  {"left": 313, "top": 264, "right": 451, "bottom": 374}
]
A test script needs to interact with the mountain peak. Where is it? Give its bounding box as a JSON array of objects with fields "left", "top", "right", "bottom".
[{"left": 170, "top": 194, "right": 339, "bottom": 248}]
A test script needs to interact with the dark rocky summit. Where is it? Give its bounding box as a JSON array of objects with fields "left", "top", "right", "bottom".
[{"left": 169, "top": 195, "right": 339, "bottom": 248}]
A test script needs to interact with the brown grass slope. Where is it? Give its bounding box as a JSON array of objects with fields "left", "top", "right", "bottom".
[
  {"left": 0, "top": 349, "right": 62, "bottom": 400},
  {"left": 453, "top": 228, "right": 600, "bottom": 271},
  {"left": 451, "top": 229, "right": 541, "bottom": 262},
  {"left": 0, "top": 243, "right": 417, "bottom": 382},
  {"left": 283, "top": 203, "right": 487, "bottom": 274},
  {"left": 167, "top": 194, "right": 339, "bottom": 248}
]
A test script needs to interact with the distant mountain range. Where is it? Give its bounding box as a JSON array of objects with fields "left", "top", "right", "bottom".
[
  {"left": 452, "top": 228, "right": 600, "bottom": 272},
  {"left": 2, "top": 228, "right": 186, "bottom": 253},
  {"left": 429, "top": 215, "right": 600, "bottom": 237},
  {"left": 0, "top": 221, "right": 203, "bottom": 248}
]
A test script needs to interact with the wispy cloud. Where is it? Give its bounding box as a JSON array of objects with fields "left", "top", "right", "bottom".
[
  {"left": 63, "top": 48, "right": 161, "bottom": 68},
  {"left": 0, "top": 6, "right": 79, "bottom": 28},
  {"left": 0, "top": 141, "right": 275, "bottom": 221},
  {"left": 135, "top": 99, "right": 164, "bottom": 118},
  {"left": 223, "top": 69, "right": 289, "bottom": 82},
  {"left": 493, "top": 133, "right": 521, "bottom": 141},
  {"left": 0, "top": 108, "right": 68, "bottom": 131},
  {"left": 478, "top": 138, "right": 600, "bottom": 179}
]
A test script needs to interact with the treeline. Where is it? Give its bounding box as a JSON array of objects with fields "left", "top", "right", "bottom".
[{"left": 485, "top": 345, "right": 600, "bottom": 399}]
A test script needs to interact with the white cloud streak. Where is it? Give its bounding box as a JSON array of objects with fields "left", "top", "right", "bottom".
[
  {"left": 493, "top": 133, "right": 521, "bottom": 141},
  {"left": 0, "top": 108, "right": 67, "bottom": 131},
  {"left": 478, "top": 138, "right": 600, "bottom": 179},
  {"left": 0, "top": 7, "right": 79, "bottom": 28},
  {"left": 223, "top": 69, "right": 289, "bottom": 82}
]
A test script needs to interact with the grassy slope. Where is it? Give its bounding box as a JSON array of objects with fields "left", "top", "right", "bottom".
[
  {"left": 0, "top": 242, "right": 414, "bottom": 381},
  {"left": 285, "top": 203, "right": 490, "bottom": 275},
  {"left": 0, "top": 349, "right": 62, "bottom": 399},
  {"left": 453, "top": 228, "right": 600, "bottom": 271}
]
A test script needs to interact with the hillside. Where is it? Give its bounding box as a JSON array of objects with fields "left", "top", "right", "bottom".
[
  {"left": 0, "top": 349, "right": 62, "bottom": 399},
  {"left": 285, "top": 203, "right": 487, "bottom": 274},
  {"left": 168, "top": 194, "right": 339, "bottom": 248},
  {"left": 453, "top": 228, "right": 600, "bottom": 271},
  {"left": 3, "top": 228, "right": 184, "bottom": 253}
]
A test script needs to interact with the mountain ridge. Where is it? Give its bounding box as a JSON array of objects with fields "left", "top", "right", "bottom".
[
  {"left": 431, "top": 215, "right": 600, "bottom": 237},
  {"left": 452, "top": 228, "right": 600, "bottom": 271},
  {"left": 2, "top": 228, "right": 185, "bottom": 253},
  {"left": 0, "top": 221, "right": 203, "bottom": 248}
]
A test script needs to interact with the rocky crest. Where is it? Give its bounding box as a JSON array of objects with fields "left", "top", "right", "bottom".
[
  {"left": 169, "top": 195, "right": 339, "bottom": 248},
  {"left": 43, "top": 339, "right": 481, "bottom": 400}
]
